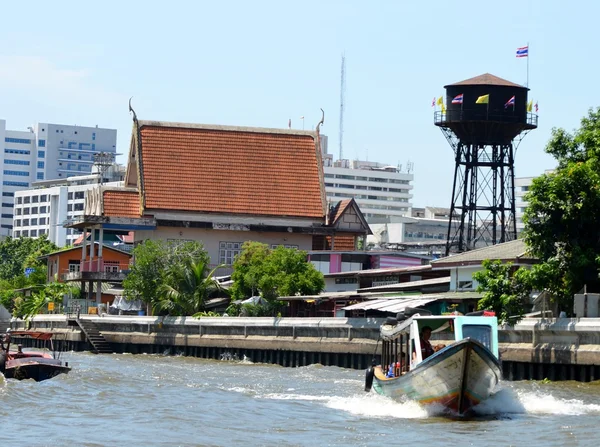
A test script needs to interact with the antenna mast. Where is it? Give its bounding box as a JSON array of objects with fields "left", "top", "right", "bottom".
[{"left": 339, "top": 54, "right": 346, "bottom": 161}]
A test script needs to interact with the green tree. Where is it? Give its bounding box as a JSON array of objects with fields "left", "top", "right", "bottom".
[
  {"left": 231, "top": 242, "right": 324, "bottom": 303},
  {"left": 123, "top": 240, "right": 211, "bottom": 309},
  {"left": 473, "top": 260, "right": 534, "bottom": 325},
  {"left": 230, "top": 241, "right": 271, "bottom": 300},
  {"left": 153, "top": 260, "right": 226, "bottom": 316},
  {"left": 0, "top": 235, "right": 58, "bottom": 281},
  {"left": 523, "top": 108, "right": 600, "bottom": 310}
]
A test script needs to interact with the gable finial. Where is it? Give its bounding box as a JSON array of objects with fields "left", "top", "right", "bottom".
[
  {"left": 316, "top": 108, "right": 325, "bottom": 134},
  {"left": 129, "top": 97, "right": 138, "bottom": 123}
]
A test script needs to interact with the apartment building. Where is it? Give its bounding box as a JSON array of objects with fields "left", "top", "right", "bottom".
[
  {"left": 12, "top": 164, "right": 124, "bottom": 246},
  {"left": 0, "top": 119, "right": 117, "bottom": 236},
  {"left": 323, "top": 158, "right": 414, "bottom": 222}
]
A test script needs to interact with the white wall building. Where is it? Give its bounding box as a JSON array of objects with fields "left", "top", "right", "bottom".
[
  {"left": 323, "top": 159, "right": 413, "bottom": 222},
  {"left": 515, "top": 171, "right": 554, "bottom": 235},
  {"left": 12, "top": 164, "right": 124, "bottom": 246},
  {"left": 0, "top": 119, "right": 117, "bottom": 236}
]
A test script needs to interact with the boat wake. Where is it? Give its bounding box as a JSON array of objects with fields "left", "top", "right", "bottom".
[{"left": 475, "top": 386, "right": 600, "bottom": 416}]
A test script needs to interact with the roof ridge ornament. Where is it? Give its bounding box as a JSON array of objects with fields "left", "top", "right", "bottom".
[
  {"left": 128, "top": 97, "right": 138, "bottom": 123},
  {"left": 316, "top": 108, "right": 324, "bottom": 134}
]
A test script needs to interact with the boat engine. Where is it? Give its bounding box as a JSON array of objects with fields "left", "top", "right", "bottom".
[{"left": 364, "top": 366, "right": 375, "bottom": 392}]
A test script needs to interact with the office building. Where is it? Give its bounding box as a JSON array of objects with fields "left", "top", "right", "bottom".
[
  {"left": 0, "top": 119, "right": 117, "bottom": 236},
  {"left": 12, "top": 164, "right": 124, "bottom": 246}
]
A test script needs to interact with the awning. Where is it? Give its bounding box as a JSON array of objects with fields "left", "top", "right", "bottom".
[{"left": 341, "top": 297, "right": 439, "bottom": 314}]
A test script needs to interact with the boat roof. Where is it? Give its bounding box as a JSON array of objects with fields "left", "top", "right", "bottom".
[{"left": 7, "top": 331, "right": 55, "bottom": 340}]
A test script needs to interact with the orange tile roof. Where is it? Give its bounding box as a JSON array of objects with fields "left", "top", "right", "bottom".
[
  {"left": 103, "top": 190, "right": 141, "bottom": 218},
  {"left": 329, "top": 199, "right": 352, "bottom": 225},
  {"left": 137, "top": 123, "right": 325, "bottom": 219}
]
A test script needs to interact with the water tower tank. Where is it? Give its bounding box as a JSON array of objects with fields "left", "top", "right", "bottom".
[{"left": 434, "top": 73, "right": 538, "bottom": 254}]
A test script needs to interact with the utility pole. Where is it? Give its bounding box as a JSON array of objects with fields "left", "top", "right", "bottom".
[{"left": 339, "top": 54, "right": 346, "bottom": 161}]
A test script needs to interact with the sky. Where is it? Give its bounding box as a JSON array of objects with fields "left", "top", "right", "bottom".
[{"left": 0, "top": 0, "right": 598, "bottom": 207}]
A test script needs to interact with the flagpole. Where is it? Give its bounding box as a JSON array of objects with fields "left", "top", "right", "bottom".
[{"left": 527, "top": 41, "right": 530, "bottom": 88}]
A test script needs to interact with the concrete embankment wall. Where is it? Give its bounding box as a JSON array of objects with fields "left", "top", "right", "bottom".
[
  {"left": 8, "top": 315, "right": 383, "bottom": 371},
  {"left": 7, "top": 316, "right": 600, "bottom": 381}
]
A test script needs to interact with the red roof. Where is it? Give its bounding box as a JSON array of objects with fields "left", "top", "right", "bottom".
[
  {"left": 103, "top": 190, "right": 141, "bottom": 218},
  {"left": 136, "top": 122, "right": 326, "bottom": 219},
  {"left": 329, "top": 199, "right": 352, "bottom": 225}
]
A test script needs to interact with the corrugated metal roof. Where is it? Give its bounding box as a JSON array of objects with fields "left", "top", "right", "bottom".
[
  {"left": 357, "top": 276, "right": 450, "bottom": 292},
  {"left": 342, "top": 297, "right": 439, "bottom": 313},
  {"left": 325, "top": 264, "right": 433, "bottom": 278},
  {"left": 431, "top": 239, "right": 535, "bottom": 266}
]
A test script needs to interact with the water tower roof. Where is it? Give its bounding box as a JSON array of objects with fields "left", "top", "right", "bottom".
[{"left": 446, "top": 73, "right": 525, "bottom": 89}]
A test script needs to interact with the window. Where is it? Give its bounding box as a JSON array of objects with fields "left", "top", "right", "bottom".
[
  {"left": 38, "top": 150, "right": 45, "bottom": 158},
  {"left": 1, "top": 214, "right": 13, "bottom": 219},
  {"left": 23, "top": 208, "right": 30, "bottom": 215},
  {"left": 38, "top": 139, "right": 46, "bottom": 147},
  {"left": 74, "top": 203, "right": 84, "bottom": 211},
  {"left": 3, "top": 170, "right": 29, "bottom": 177},
  {"left": 219, "top": 241, "right": 242, "bottom": 265},
  {"left": 521, "top": 186, "right": 530, "bottom": 192},
  {"left": 37, "top": 173, "right": 44, "bottom": 180},
  {"left": 14, "top": 219, "right": 21, "bottom": 227},
  {"left": 4, "top": 149, "right": 30, "bottom": 155},
  {"left": 2, "top": 181, "right": 28, "bottom": 187},
  {"left": 1, "top": 224, "right": 12, "bottom": 229},
  {"left": 32, "top": 196, "right": 38, "bottom": 203},
  {"left": 13, "top": 231, "right": 20, "bottom": 237},
  {"left": 67, "top": 204, "right": 73, "bottom": 211},
  {"left": 104, "top": 261, "right": 120, "bottom": 273},
  {"left": 462, "top": 325, "right": 492, "bottom": 351},
  {"left": 31, "top": 218, "right": 38, "bottom": 226},
  {"left": 5, "top": 137, "right": 31, "bottom": 144},
  {"left": 457, "top": 280, "right": 473, "bottom": 290},
  {"left": 74, "top": 191, "right": 85, "bottom": 200},
  {"left": 31, "top": 207, "right": 38, "bottom": 214},
  {"left": 15, "top": 208, "right": 21, "bottom": 216},
  {"left": 23, "top": 219, "right": 29, "bottom": 226},
  {"left": 30, "top": 229, "right": 37, "bottom": 237},
  {"left": 68, "top": 192, "right": 73, "bottom": 200},
  {"left": 1, "top": 203, "right": 14, "bottom": 208},
  {"left": 270, "top": 244, "right": 299, "bottom": 250},
  {"left": 40, "top": 195, "right": 47, "bottom": 202},
  {"left": 4, "top": 159, "right": 30, "bottom": 165},
  {"left": 39, "top": 228, "right": 47, "bottom": 235},
  {"left": 3, "top": 192, "right": 14, "bottom": 197},
  {"left": 39, "top": 217, "right": 46, "bottom": 225},
  {"left": 24, "top": 197, "right": 30, "bottom": 204},
  {"left": 68, "top": 261, "right": 81, "bottom": 273},
  {"left": 40, "top": 206, "right": 47, "bottom": 214},
  {"left": 16, "top": 197, "right": 22, "bottom": 204},
  {"left": 37, "top": 161, "right": 45, "bottom": 169}
]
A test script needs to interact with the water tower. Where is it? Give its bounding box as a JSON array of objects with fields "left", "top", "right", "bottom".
[{"left": 434, "top": 73, "right": 537, "bottom": 255}]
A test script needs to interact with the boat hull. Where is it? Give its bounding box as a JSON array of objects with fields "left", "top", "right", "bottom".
[
  {"left": 4, "top": 357, "right": 71, "bottom": 382},
  {"left": 372, "top": 338, "right": 501, "bottom": 415}
]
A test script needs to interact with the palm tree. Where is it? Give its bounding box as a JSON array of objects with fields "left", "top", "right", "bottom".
[{"left": 153, "top": 260, "right": 227, "bottom": 316}]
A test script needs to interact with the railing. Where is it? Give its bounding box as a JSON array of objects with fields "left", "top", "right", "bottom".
[
  {"left": 434, "top": 110, "right": 538, "bottom": 127},
  {"left": 61, "top": 259, "right": 131, "bottom": 281}
]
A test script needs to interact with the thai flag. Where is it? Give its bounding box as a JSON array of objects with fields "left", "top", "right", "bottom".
[
  {"left": 451, "top": 94, "right": 464, "bottom": 104},
  {"left": 516, "top": 46, "right": 528, "bottom": 57},
  {"left": 505, "top": 96, "right": 515, "bottom": 108}
]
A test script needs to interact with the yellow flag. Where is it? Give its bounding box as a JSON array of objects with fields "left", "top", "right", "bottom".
[
  {"left": 436, "top": 96, "right": 443, "bottom": 106},
  {"left": 441, "top": 102, "right": 446, "bottom": 113},
  {"left": 476, "top": 94, "right": 489, "bottom": 104},
  {"left": 527, "top": 100, "right": 533, "bottom": 112}
]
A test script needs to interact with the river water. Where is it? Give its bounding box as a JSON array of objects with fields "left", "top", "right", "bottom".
[{"left": 1, "top": 351, "right": 599, "bottom": 447}]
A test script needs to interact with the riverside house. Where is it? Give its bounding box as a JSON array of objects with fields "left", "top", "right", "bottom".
[{"left": 66, "top": 114, "right": 371, "bottom": 300}]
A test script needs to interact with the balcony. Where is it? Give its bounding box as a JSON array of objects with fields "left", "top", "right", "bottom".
[{"left": 62, "top": 259, "right": 131, "bottom": 282}]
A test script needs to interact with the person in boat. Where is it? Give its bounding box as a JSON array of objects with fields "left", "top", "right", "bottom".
[
  {"left": 17, "top": 344, "right": 23, "bottom": 354},
  {"left": 413, "top": 326, "right": 446, "bottom": 361}
]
